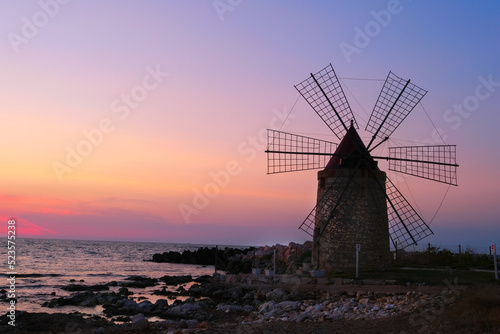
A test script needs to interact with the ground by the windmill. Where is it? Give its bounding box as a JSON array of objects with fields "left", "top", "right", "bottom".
[
  {"left": 3, "top": 243, "right": 499, "bottom": 333},
  {"left": 4, "top": 275, "right": 498, "bottom": 333}
]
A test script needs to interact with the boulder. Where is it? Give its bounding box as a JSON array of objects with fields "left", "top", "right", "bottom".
[
  {"left": 131, "top": 313, "right": 149, "bottom": 330},
  {"left": 266, "top": 288, "right": 287, "bottom": 302}
]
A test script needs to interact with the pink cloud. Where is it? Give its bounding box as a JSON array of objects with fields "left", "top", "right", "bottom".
[{"left": 0, "top": 215, "right": 56, "bottom": 237}]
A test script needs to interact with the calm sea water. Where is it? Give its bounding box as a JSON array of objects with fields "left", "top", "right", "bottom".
[{"left": 1, "top": 238, "right": 234, "bottom": 316}]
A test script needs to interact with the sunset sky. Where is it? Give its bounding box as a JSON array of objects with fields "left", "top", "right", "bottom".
[{"left": 1, "top": 1, "right": 499, "bottom": 249}]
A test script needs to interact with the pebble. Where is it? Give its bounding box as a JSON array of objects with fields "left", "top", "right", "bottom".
[{"left": 243, "top": 288, "right": 435, "bottom": 323}]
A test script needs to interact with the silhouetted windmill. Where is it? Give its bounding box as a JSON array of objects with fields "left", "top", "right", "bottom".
[{"left": 265, "top": 64, "right": 458, "bottom": 273}]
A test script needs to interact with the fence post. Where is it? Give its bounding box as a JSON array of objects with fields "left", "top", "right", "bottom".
[
  {"left": 214, "top": 245, "right": 218, "bottom": 274},
  {"left": 394, "top": 241, "right": 398, "bottom": 261},
  {"left": 493, "top": 244, "right": 498, "bottom": 280},
  {"left": 355, "top": 244, "right": 360, "bottom": 278},
  {"left": 427, "top": 243, "right": 431, "bottom": 266}
]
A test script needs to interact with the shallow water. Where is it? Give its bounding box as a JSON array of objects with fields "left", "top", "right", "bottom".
[{"left": 1, "top": 238, "right": 235, "bottom": 315}]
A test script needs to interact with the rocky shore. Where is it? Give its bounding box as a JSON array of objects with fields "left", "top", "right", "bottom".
[
  {"left": 0, "top": 273, "right": 445, "bottom": 333},
  {"left": 150, "top": 242, "right": 313, "bottom": 274},
  {"left": 2, "top": 242, "right": 499, "bottom": 333}
]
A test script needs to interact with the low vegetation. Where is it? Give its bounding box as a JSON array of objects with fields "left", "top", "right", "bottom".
[{"left": 395, "top": 245, "right": 493, "bottom": 269}]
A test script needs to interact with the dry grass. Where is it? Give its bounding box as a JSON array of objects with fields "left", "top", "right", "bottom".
[{"left": 425, "top": 284, "right": 500, "bottom": 333}]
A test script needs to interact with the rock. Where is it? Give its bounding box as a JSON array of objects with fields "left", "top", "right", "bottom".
[
  {"left": 358, "top": 298, "right": 370, "bottom": 305},
  {"left": 258, "top": 276, "right": 271, "bottom": 283},
  {"left": 242, "top": 292, "right": 254, "bottom": 301},
  {"left": 120, "top": 299, "right": 139, "bottom": 311},
  {"left": 259, "top": 301, "right": 275, "bottom": 314},
  {"left": 151, "top": 247, "right": 255, "bottom": 273},
  {"left": 187, "top": 284, "right": 202, "bottom": 297},
  {"left": 213, "top": 289, "right": 225, "bottom": 299},
  {"left": 185, "top": 319, "right": 198, "bottom": 329},
  {"left": 277, "top": 300, "right": 300, "bottom": 311},
  {"left": 179, "top": 320, "right": 188, "bottom": 329},
  {"left": 296, "top": 312, "right": 313, "bottom": 322},
  {"left": 257, "top": 287, "right": 272, "bottom": 299},
  {"left": 118, "top": 287, "right": 133, "bottom": 296},
  {"left": 62, "top": 284, "right": 109, "bottom": 292},
  {"left": 153, "top": 299, "right": 169, "bottom": 311},
  {"left": 181, "top": 302, "right": 199, "bottom": 313},
  {"left": 121, "top": 276, "right": 157, "bottom": 288},
  {"left": 216, "top": 304, "right": 253, "bottom": 312},
  {"left": 266, "top": 288, "right": 287, "bottom": 302},
  {"left": 138, "top": 300, "right": 153, "bottom": 312},
  {"left": 329, "top": 311, "right": 343, "bottom": 320},
  {"left": 79, "top": 299, "right": 96, "bottom": 307},
  {"left": 227, "top": 286, "right": 244, "bottom": 299},
  {"left": 160, "top": 275, "right": 193, "bottom": 285},
  {"left": 131, "top": 313, "right": 149, "bottom": 330},
  {"left": 194, "top": 275, "right": 212, "bottom": 283}
]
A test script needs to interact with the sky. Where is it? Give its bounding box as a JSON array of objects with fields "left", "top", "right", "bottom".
[{"left": 1, "top": 1, "right": 499, "bottom": 250}]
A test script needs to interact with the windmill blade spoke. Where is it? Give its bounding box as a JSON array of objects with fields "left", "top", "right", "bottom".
[
  {"left": 366, "top": 72, "right": 427, "bottom": 145},
  {"left": 294, "top": 64, "right": 358, "bottom": 140},
  {"left": 386, "top": 178, "right": 433, "bottom": 249},
  {"left": 266, "top": 129, "right": 337, "bottom": 174},
  {"left": 387, "top": 145, "right": 458, "bottom": 186}
]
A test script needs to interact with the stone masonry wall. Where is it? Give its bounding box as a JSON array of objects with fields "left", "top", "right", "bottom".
[{"left": 313, "top": 168, "right": 391, "bottom": 274}]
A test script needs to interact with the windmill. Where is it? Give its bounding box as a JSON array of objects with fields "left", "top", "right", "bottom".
[{"left": 265, "top": 64, "right": 458, "bottom": 274}]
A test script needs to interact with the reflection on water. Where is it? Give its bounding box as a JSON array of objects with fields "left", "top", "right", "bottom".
[{"left": 1, "top": 238, "right": 228, "bottom": 314}]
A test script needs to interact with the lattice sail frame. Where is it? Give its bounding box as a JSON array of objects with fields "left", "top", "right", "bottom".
[
  {"left": 266, "top": 130, "right": 337, "bottom": 174},
  {"left": 386, "top": 178, "right": 433, "bottom": 249},
  {"left": 366, "top": 71, "right": 427, "bottom": 141},
  {"left": 294, "top": 64, "right": 358, "bottom": 140},
  {"left": 388, "top": 145, "right": 458, "bottom": 186},
  {"left": 299, "top": 176, "right": 434, "bottom": 249},
  {"left": 299, "top": 176, "right": 360, "bottom": 237}
]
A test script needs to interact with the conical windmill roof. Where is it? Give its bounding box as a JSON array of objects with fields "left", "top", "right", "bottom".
[{"left": 324, "top": 123, "right": 377, "bottom": 170}]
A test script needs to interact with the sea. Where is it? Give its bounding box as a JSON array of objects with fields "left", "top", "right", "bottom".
[{"left": 2, "top": 238, "right": 241, "bottom": 317}]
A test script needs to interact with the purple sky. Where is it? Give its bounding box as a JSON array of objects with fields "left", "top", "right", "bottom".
[{"left": 1, "top": 1, "right": 499, "bottom": 251}]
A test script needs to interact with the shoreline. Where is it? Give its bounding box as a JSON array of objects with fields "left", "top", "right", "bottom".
[
  {"left": 3, "top": 242, "right": 499, "bottom": 333},
  {"left": 3, "top": 270, "right": 499, "bottom": 333}
]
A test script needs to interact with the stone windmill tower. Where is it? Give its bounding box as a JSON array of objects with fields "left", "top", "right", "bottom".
[{"left": 266, "top": 64, "right": 458, "bottom": 274}]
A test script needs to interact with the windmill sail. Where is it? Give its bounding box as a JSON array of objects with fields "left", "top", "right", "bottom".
[
  {"left": 295, "top": 64, "right": 358, "bottom": 140},
  {"left": 386, "top": 178, "right": 433, "bottom": 249},
  {"left": 386, "top": 145, "right": 458, "bottom": 186},
  {"left": 366, "top": 71, "right": 427, "bottom": 149},
  {"left": 266, "top": 129, "right": 337, "bottom": 174}
]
